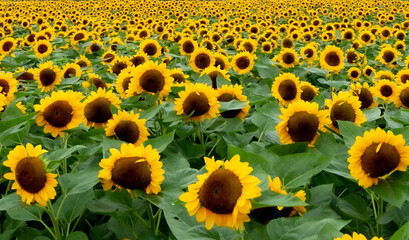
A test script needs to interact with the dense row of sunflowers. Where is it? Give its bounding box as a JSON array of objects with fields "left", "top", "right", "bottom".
[{"left": 1, "top": 0, "right": 409, "bottom": 239}]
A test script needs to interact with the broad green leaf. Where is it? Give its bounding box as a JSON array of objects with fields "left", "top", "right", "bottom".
[
  {"left": 44, "top": 145, "right": 86, "bottom": 164},
  {"left": 144, "top": 130, "right": 175, "bottom": 152},
  {"left": 370, "top": 171, "right": 409, "bottom": 208},
  {"left": 59, "top": 168, "right": 99, "bottom": 195},
  {"left": 256, "top": 64, "right": 280, "bottom": 79},
  {"left": 336, "top": 195, "right": 372, "bottom": 221},
  {"left": 338, "top": 121, "right": 366, "bottom": 148},
  {"left": 54, "top": 189, "right": 94, "bottom": 222},
  {"left": 391, "top": 221, "right": 409, "bottom": 240},
  {"left": 0, "top": 193, "right": 25, "bottom": 211},
  {"left": 252, "top": 190, "right": 306, "bottom": 209},
  {"left": 6, "top": 205, "right": 43, "bottom": 222},
  {"left": 218, "top": 100, "right": 248, "bottom": 112},
  {"left": 363, "top": 108, "right": 381, "bottom": 122},
  {"left": 66, "top": 231, "right": 89, "bottom": 240}
]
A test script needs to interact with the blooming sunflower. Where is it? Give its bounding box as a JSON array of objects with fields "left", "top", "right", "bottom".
[
  {"left": 169, "top": 68, "right": 190, "bottom": 87},
  {"left": 373, "top": 80, "right": 398, "bottom": 103},
  {"left": 363, "top": 65, "right": 375, "bottom": 78},
  {"left": 101, "top": 50, "right": 117, "bottom": 65},
  {"left": 320, "top": 45, "right": 345, "bottom": 73},
  {"left": 376, "top": 45, "right": 400, "bottom": 67},
  {"left": 213, "top": 52, "right": 230, "bottom": 71},
  {"left": 271, "top": 73, "right": 301, "bottom": 106},
  {"left": 239, "top": 39, "right": 258, "bottom": 54},
  {"left": 189, "top": 48, "right": 215, "bottom": 73},
  {"left": 33, "top": 40, "right": 52, "bottom": 59},
  {"left": 215, "top": 84, "right": 250, "bottom": 121},
  {"left": 0, "top": 72, "right": 18, "bottom": 104},
  {"left": 300, "top": 81, "right": 319, "bottom": 102},
  {"left": 98, "top": 143, "right": 165, "bottom": 195},
  {"left": 129, "top": 52, "right": 148, "bottom": 67},
  {"left": 349, "top": 82, "right": 377, "bottom": 109},
  {"left": 76, "top": 55, "right": 92, "bottom": 69},
  {"left": 179, "top": 155, "right": 261, "bottom": 230},
  {"left": 347, "top": 67, "right": 361, "bottom": 81},
  {"left": 396, "top": 69, "right": 409, "bottom": 85},
  {"left": 348, "top": 128, "right": 409, "bottom": 188},
  {"left": 87, "top": 73, "right": 109, "bottom": 89},
  {"left": 276, "top": 100, "right": 329, "bottom": 145},
  {"left": 126, "top": 61, "right": 173, "bottom": 99},
  {"left": 335, "top": 233, "right": 383, "bottom": 240},
  {"left": 201, "top": 66, "right": 230, "bottom": 89},
  {"left": 61, "top": 63, "right": 82, "bottom": 79},
  {"left": 277, "top": 48, "right": 299, "bottom": 69},
  {"left": 231, "top": 51, "right": 256, "bottom": 75},
  {"left": 300, "top": 44, "right": 318, "bottom": 63},
  {"left": 35, "top": 61, "right": 61, "bottom": 92},
  {"left": 105, "top": 110, "right": 149, "bottom": 146},
  {"left": 373, "top": 70, "right": 395, "bottom": 81},
  {"left": 109, "top": 56, "right": 131, "bottom": 75},
  {"left": 394, "top": 83, "right": 409, "bottom": 108},
  {"left": 139, "top": 39, "right": 161, "bottom": 58},
  {"left": 0, "top": 37, "right": 16, "bottom": 55},
  {"left": 116, "top": 70, "right": 135, "bottom": 99},
  {"left": 3, "top": 143, "right": 57, "bottom": 206},
  {"left": 83, "top": 88, "right": 121, "bottom": 128},
  {"left": 34, "top": 90, "right": 84, "bottom": 138},
  {"left": 174, "top": 83, "right": 220, "bottom": 122},
  {"left": 325, "top": 91, "right": 366, "bottom": 132},
  {"left": 179, "top": 37, "right": 198, "bottom": 56}
]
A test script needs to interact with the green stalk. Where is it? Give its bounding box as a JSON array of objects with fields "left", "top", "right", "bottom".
[{"left": 47, "top": 202, "right": 61, "bottom": 240}]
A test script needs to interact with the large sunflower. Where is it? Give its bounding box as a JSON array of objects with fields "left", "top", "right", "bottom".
[
  {"left": 35, "top": 61, "right": 61, "bottom": 92},
  {"left": 3, "top": 143, "right": 58, "bottom": 206},
  {"left": 0, "top": 72, "right": 18, "bottom": 104},
  {"left": 83, "top": 88, "right": 121, "bottom": 128},
  {"left": 139, "top": 39, "right": 161, "bottom": 58},
  {"left": 271, "top": 73, "right": 301, "bottom": 106},
  {"left": 325, "top": 91, "right": 366, "bottom": 132},
  {"left": 277, "top": 48, "right": 299, "bottom": 69},
  {"left": 179, "top": 155, "right": 261, "bottom": 230},
  {"left": 98, "top": 143, "right": 164, "bottom": 195},
  {"left": 105, "top": 110, "right": 149, "bottom": 146},
  {"left": 231, "top": 51, "right": 256, "bottom": 75},
  {"left": 276, "top": 100, "right": 329, "bottom": 145},
  {"left": 373, "top": 80, "right": 398, "bottom": 103},
  {"left": 126, "top": 61, "right": 173, "bottom": 99},
  {"left": 34, "top": 90, "right": 84, "bottom": 138},
  {"left": 33, "top": 40, "right": 52, "bottom": 59},
  {"left": 189, "top": 48, "right": 215, "bottom": 73},
  {"left": 320, "top": 45, "right": 345, "bottom": 73},
  {"left": 174, "top": 83, "right": 220, "bottom": 122},
  {"left": 348, "top": 128, "right": 409, "bottom": 188},
  {"left": 349, "top": 82, "right": 377, "bottom": 109},
  {"left": 215, "top": 84, "right": 250, "bottom": 121}
]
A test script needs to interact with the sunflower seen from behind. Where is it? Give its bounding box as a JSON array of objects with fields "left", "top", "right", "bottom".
[
  {"left": 179, "top": 155, "right": 261, "bottom": 230},
  {"left": 215, "top": 84, "right": 250, "bottom": 121},
  {"left": 3, "top": 143, "right": 58, "bottom": 206},
  {"left": 35, "top": 61, "right": 61, "bottom": 92},
  {"left": 83, "top": 88, "right": 121, "bottom": 128},
  {"left": 276, "top": 100, "right": 329, "bottom": 146},
  {"left": 347, "top": 128, "right": 409, "bottom": 188},
  {"left": 105, "top": 110, "right": 149, "bottom": 146}
]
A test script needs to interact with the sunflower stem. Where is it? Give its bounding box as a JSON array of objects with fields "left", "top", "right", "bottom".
[
  {"left": 47, "top": 201, "right": 62, "bottom": 240},
  {"left": 237, "top": 227, "right": 245, "bottom": 240},
  {"left": 154, "top": 209, "right": 162, "bottom": 236},
  {"left": 60, "top": 133, "right": 71, "bottom": 175},
  {"left": 370, "top": 192, "right": 380, "bottom": 236},
  {"left": 147, "top": 203, "right": 156, "bottom": 233}
]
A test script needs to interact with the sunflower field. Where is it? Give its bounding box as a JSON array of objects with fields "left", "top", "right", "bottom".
[{"left": 3, "top": 0, "right": 409, "bottom": 239}]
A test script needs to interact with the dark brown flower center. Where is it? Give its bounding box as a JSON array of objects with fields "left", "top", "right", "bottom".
[
  {"left": 74, "top": 33, "right": 85, "bottom": 41},
  {"left": 15, "top": 157, "right": 47, "bottom": 193},
  {"left": 122, "top": 76, "right": 132, "bottom": 91},
  {"left": 263, "top": 44, "right": 271, "bottom": 52},
  {"left": 182, "top": 41, "right": 195, "bottom": 54},
  {"left": 171, "top": 73, "right": 185, "bottom": 83},
  {"left": 300, "top": 85, "right": 316, "bottom": 102},
  {"left": 183, "top": 92, "right": 210, "bottom": 116},
  {"left": 194, "top": 53, "right": 211, "bottom": 70},
  {"left": 235, "top": 56, "right": 250, "bottom": 70},
  {"left": 114, "top": 120, "right": 140, "bottom": 144},
  {"left": 278, "top": 79, "right": 297, "bottom": 101},
  {"left": 382, "top": 50, "right": 395, "bottom": 63},
  {"left": 251, "top": 206, "right": 293, "bottom": 223},
  {"left": 37, "top": 44, "right": 48, "bottom": 54},
  {"left": 111, "top": 157, "right": 151, "bottom": 190},
  {"left": 282, "top": 52, "right": 295, "bottom": 64},
  {"left": 143, "top": 43, "right": 157, "bottom": 56},
  {"left": 344, "top": 31, "right": 353, "bottom": 39},
  {"left": 330, "top": 100, "right": 356, "bottom": 128},
  {"left": 198, "top": 168, "right": 242, "bottom": 214},
  {"left": 17, "top": 72, "right": 34, "bottom": 81},
  {"left": 76, "top": 60, "right": 87, "bottom": 68},
  {"left": 287, "top": 111, "right": 319, "bottom": 142},
  {"left": 304, "top": 48, "right": 313, "bottom": 58},
  {"left": 380, "top": 85, "right": 393, "bottom": 97},
  {"left": 350, "top": 70, "right": 359, "bottom": 78},
  {"left": 112, "top": 62, "right": 127, "bottom": 75},
  {"left": 381, "top": 30, "right": 390, "bottom": 38},
  {"left": 43, "top": 100, "right": 73, "bottom": 128},
  {"left": 325, "top": 51, "right": 341, "bottom": 66},
  {"left": 361, "top": 33, "right": 370, "bottom": 42},
  {"left": 0, "top": 79, "right": 10, "bottom": 95},
  {"left": 139, "top": 69, "right": 165, "bottom": 93},
  {"left": 365, "top": 68, "right": 373, "bottom": 76},
  {"left": 217, "top": 93, "right": 241, "bottom": 118},
  {"left": 215, "top": 57, "right": 226, "bottom": 70},
  {"left": 282, "top": 38, "right": 293, "bottom": 48},
  {"left": 353, "top": 88, "right": 373, "bottom": 109},
  {"left": 397, "top": 33, "right": 405, "bottom": 40},
  {"left": 63, "top": 68, "right": 76, "bottom": 78},
  {"left": 361, "top": 143, "right": 400, "bottom": 178},
  {"left": 130, "top": 56, "right": 146, "bottom": 67},
  {"left": 90, "top": 43, "right": 101, "bottom": 52},
  {"left": 399, "top": 74, "right": 409, "bottom": 84},
  {"left": 243, "top": 42, "right": 253, "bottom": 53},
  {"left": 91, "top": 78, "right": 107, "bottom": 89},
  {"left": 399, "top": 87, "right": 409, "bottom": 108},
  {"left": 2, "top": 41, "right": 13, "bottom": 52},
  {"left": 39, "top": 68, "right": 56, "bottom": 86},
  {"left": 84, "top": 97, "right": 113, "bottom": 123},
  {"left": 103, "top": 53, "right": 115, "bottom": 63}
]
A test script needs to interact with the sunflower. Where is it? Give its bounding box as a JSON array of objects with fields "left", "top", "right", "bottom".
[
  {"left": 105, "top": 110, "right": 149, "bottom": 146},
  {"left": 33, "top": 40, "right": 52, "bottom": 59},
  {"left": 358, "top": 31, "right": 375, "bottom": 45},
  {"left": 320, "top": 45, "right": 345, "bottom": 73},
  {"left": 300, "top": 44, "right": 318, "bottom": 63},
  {"left": 76, "top": 55, "right": 92, "bottom": 69},
  {"left": 300, "top": 81, "right": 319, "bottom": 102},
  {"left": 325, "top": 91, "right": 366, "bottom": 132},
  {"left": 126, "top": 61, "right": 173, "bottom": 99},
  {"left": 0, "top": 37, "right": 16, "bottom": 55},
  {"left": 179, "top": 37, "right": 198, "bottom": 56},
  {"left": 83, "top": 88, "right": 121, "bottom": 128},
  {"left": 347, "top": 67, "right": 361, "bottom": 81},
  {"left": 276, "top": 100, "right": 328, "bottom": 145},
  {"left": 348, "top": 128, "right": 409, "bottom": 188},
  {"left": 363, "top": 65, "right": 375, "bottom": 78},
  {"left": 87, "top": 73, "right": 109, "bottom": 89},
  {"left": 213, "top": 52, "right": 230, "bottom": 71},
  {"left": 342, "top": 28, "right": 355, "bottom": 41},
  {"left": 239, "top": 39, "right": 258, "bottom": 54},
  {"left": 395, "top": 69, "right": 409, "bottom": 85},
  {"left": 394, "top": 41, "right": 406, "bottom": 51},
  {"left": 394, "top": 83, "right": 409, "bottom": 108},
  {"left": 3, "top": 143, "right": 57, "bottom": 206},
  {"left": 110, "top": 56, "right": 131, "bottom": 75},
  {"left": 169, "top": 68, "right": 190, "bottom": 87},
  {"left": 373, "top": 70, "right": 395, "bottom": 81},
  {"left": 376, "top": 45, "right": 400, "bottom": 67},
  {"left": 87, "top": 40, "right": 103, "bottom": 54},
  {"left": 0, "top": 72, "right": 18, "bottom": 104},
  {"left": 101, "top": 51, "right": 117, "bottom": 65},
  {"left": 349, "top": 82, "right": 377, "bottom": 109},
  {"left": 215, "top": 84, "right": 250, "bottom": 121},
  {"left": 34, "top": 61, "right": 61, "bottom": 92},
  {"left": 70, "top": 30, "right": 88, "bottom": 45},
  {"left": 281, "top": 37, "right": 294, "bottom": 49},
  {"left": 335, "top": 233, "right": 383, "bottom": 240},
  {"left": 201, "top": 66, "right": 230, "bottom": 89},
  {"left": 116, "top": 70, "right": 135, "bottom": 99},
  {"left": 373, "top": 80, "right": 398, "bottom": 103},
  {"left": 174, "top": 83, "right": 220, "bottom": 122},
  {"left": 231, "top": 51, "right": 256, "bottom": 75},
  {"left": 98, "top": 143, "right": 165, "bottom": 195},
  {"left": 34, "top": 90, "right": 84, "bottom": 138},
  {"left": 139, "top": 39, "right": 161, "bottom": 58},
  {"left": 129, "top": 52, "right": 148, "bottom": 67},
  {"left": 179, "top": 155, "right": 261, "bottom": 230},
  {"left": 277, "top": 48, "right": 299, "bottom": 69},
  {"left": 61, "top": 63, "right": 82, "bottom": 79},
  {"left": 189, "top": 48, "right": 215, "bottom": 73},
  {"left": 271, "top": 73, "right": 301, "bottom": 106}
]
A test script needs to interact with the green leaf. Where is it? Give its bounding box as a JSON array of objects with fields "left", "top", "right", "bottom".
[
  {"left": 252, "top": 190, "right": 306, "bottom": 209},
  {"left": 363, "top": 108, "right": 381, "bottom": 122},
  {"left": 338, "top": 121, "right": 366, "bottom": 148},
  {"left": 370, "top": 171, "right": 409, "bottom": 208},
  {"left": 227, "top": 145, "right": 274, "bottom": 174},
  {"left": 54, "top": 189, "right": 94, "bottom": 222},
  {"left": 304, "top": 67, "right": 330, "bottom": 77},
  {"left": 0, "top": 193, "right": 25, "bottom": 211},
  {"left": 59, "top": 168, "right": 99, "bottom": 195},
  {"left": 44, "top": 145, "right": 86, "bottom": 165},
  {"left": 6, "top": 205, "right": 43, "bottom": 222},
  {"left": 256, "top": 64, "right": 280, "bottom": 79},
  {"left": 218, "top": 100, "right": 248, "bottom": 112},
  {"left": 66, "top": 231, "right": 88, "bottom": 240},
  {"left": 391, "top": 221, "right": 409, "bottom": 240},
  {"left": 144, "top": 130, "right": 175, "bottom": 152},
  {"left": 271, "top": 152, "right": 333, "bottom": 188},
  {"left": 138, "top": 103, "right": 167, "bottom": 120},
  {"left": 336, "top": 195, "right": 372, "bottom": 221}
]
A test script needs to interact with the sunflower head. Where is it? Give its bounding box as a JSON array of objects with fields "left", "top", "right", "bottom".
[
  {"left": 320, "top": 45, "right": 345, "bottom": 73},
  {"left": 231, "top": 51, "right": 256, "bottom": 75},
  {"left": 347, "top": 67, "right": 361, "bottom": 81},
  {"left": 201, "top": 66, "right": 230, "bottom": 89},
  {"left": 61, "top": 63, "right": 82, "bottom": 79},
  {"left": 83, "top": 88, "right": 121, "bottom": 128},
  {"left": 395, "top": 83, "right": 409, "bottom": 108},
  {"left": 34, "top": 40, "right": 52, "bottom": 59},
  {"left": 216, "top": 84, "right": 250, "bottom": 121},
  {"left": 349, "top": 82, "right": 377, "bottom": 109},
  {"left": 169, "top": 68, "right": 190, "bottom": 87},
  {"left": 139, "top": 39, "right": 161, "bottom": 58},
  {"left": 189, "top": 48, "right": 215, "bottom": 73},
  {"left": 271, "top": 73, "right": 301, "bottom": 106},
  {"left": 373, "top": 79, "right": 398, "bottom": 103},
  {"left": 0, "top": 72, "right": 18, "bottom": 104},
  {"left": 179, "top": 37, "right": 198, "bottom": 56},
  {"left": 300, "top": 81, "right": 319, "bottom": 102},
  {"left": 278, "top": 48, "right": 299, "bottom": 69}
]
